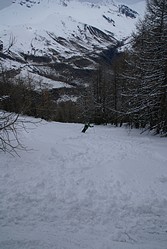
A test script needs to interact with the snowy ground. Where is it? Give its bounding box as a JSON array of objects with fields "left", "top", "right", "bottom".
[{"left": 0, "top": 120, "right": 167, "bottom": 249}]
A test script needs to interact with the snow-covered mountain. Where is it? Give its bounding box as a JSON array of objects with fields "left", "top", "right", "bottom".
[{"left": 0, "top": 0, "right": 146, "bottom": 92}]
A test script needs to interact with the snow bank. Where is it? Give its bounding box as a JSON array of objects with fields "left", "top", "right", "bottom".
[{"left": 0, "top": 119, "right": 167, "bottom": 249}]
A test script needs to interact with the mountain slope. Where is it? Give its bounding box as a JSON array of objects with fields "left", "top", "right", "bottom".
[{"left": 0, "top": 0, "right": 146, "bottom": 93}]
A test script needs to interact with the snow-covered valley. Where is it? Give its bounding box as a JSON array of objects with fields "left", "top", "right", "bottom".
[{"left": 0, "top": 120, "right": 167, "bottom": 249}]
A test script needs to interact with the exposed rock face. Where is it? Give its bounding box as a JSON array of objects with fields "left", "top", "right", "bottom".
[
  {"left": 0, "top": 40, "right": 3, "bottom": 51},
  {"left": 119, "top": 5, "right": 138, "bottom": 18}
]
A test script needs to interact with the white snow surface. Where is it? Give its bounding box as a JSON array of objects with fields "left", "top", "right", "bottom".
[
  {"left": 16, "top": 69, "right": 73, "bottom": 90},
  {"left": 0, "top": 119, "right": 167, "bottom": 249}
]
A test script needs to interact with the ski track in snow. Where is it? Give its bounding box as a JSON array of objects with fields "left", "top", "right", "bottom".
[{"left": 0, "top": 120, "right": 167, "bottom": 249}]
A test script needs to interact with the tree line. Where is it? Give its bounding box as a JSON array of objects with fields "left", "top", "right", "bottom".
[{"left": 82, "top": 0, "right": 167, "bottom": 135}]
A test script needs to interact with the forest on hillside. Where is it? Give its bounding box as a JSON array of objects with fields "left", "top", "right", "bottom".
[{"left": 79, "top": 0, "right": 167, "bottom": 135}]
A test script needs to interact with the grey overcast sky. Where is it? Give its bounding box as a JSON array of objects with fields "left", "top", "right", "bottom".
[{"left": 0, "top": 0, "right": 144, "bottom": 11}]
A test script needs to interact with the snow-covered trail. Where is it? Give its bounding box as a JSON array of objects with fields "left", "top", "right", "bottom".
[{"left": 0, "top": 121, "right": 167, "bottom": 249}]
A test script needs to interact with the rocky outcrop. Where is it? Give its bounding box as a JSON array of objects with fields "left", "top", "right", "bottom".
[{"left": 119, "top": 5, "right": 138, "bottom": 19}]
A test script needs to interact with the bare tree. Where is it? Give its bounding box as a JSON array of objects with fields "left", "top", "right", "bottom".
[
  {"left": 0, "top": 110, "right": 23, "bottom": 154},
  {"left": 0, "top": 65, "right": 40, "bottom": 155}
]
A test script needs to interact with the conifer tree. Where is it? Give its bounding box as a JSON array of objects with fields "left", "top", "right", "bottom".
[{"left": 123, "top": 0, "right": 167, "bottom": 134}]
